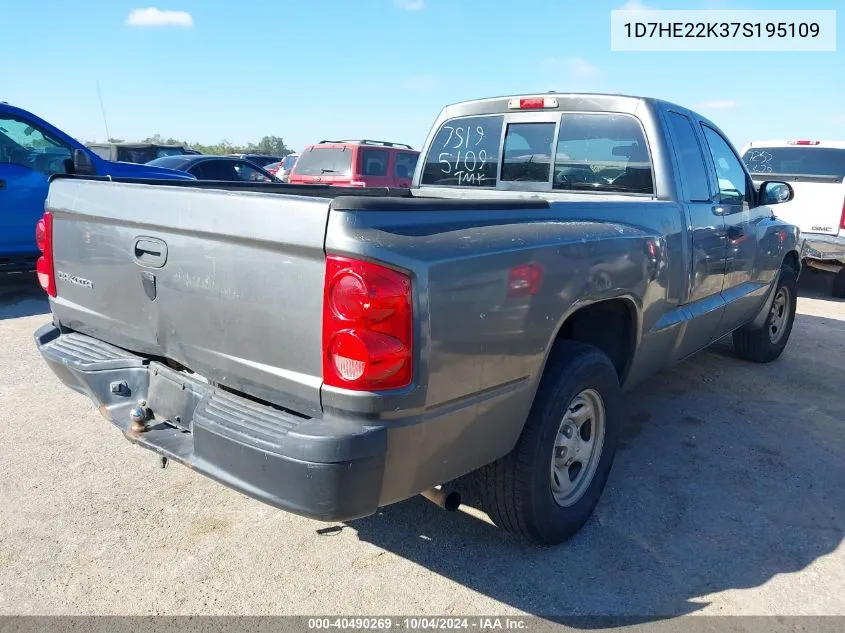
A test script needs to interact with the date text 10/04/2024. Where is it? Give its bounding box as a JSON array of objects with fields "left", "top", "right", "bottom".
[{"left": 437, "top": 124, "right": 492, "bottom": 186}]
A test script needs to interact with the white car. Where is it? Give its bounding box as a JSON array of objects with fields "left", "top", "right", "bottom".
[
  {"left": 741, "top": 139, "right": 845, "bottom": 297},
  {"left": 275, "top": 154, "right": 299, "bottom": 183}
]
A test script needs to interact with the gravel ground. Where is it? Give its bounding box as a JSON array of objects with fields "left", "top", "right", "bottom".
[{"left": 0, "top": 270, "right": 842, "bottom": 621}]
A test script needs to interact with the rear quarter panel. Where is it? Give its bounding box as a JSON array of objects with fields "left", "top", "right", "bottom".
[{"left": 324, "top": 198, "right": 685, "bottom": 498}]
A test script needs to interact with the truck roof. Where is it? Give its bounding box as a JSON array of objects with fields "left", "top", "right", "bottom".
[
  {"left": 442, "top": 92, "right": 687, "bottom": 113},
  {"left": 434, "top": 92, "right": 718, "bottom": 132},
  {"left": 87, "top": 142, "right": 187, "bottom": 149},
  {"left": 744, "top": 140, "right": 845, "bottom": 149}
]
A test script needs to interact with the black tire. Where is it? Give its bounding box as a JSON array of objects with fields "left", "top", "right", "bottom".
[
  {"left": 478, "top": 341, "right": 620, "bottom": 546},
  {"left": 732, "top": 264, "right": 797, "bottom": 363},
  {"left": 833, "top": 268, "right": 845, "bottom": 299}
]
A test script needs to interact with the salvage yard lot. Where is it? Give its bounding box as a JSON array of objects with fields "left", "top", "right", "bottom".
[{"left": 0, "top": 272, "right": 843, "bottom": 619}]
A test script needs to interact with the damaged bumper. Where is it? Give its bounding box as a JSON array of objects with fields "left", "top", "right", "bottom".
[{"left": 803, "top": 232, "right": 845, "bottom": 270}]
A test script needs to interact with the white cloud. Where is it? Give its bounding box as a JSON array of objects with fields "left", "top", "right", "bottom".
[
  {"left": 696, "top": 100, "right": 738, "bottom": 110},
  {"left": 394, "top": 0, "right": 424, "bottom": 10},
  {"left": 125, "top": 8, "right": 194, "bottom": 27},
  {"left": 617, "top": 0, "right": 653, "bottom": 10}
]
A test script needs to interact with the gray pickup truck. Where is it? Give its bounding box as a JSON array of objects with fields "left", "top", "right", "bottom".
[{"left": 35, "top": 93, "right": 801, "bottom": 545}]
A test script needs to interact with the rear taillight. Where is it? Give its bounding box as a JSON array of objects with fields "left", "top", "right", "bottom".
[
  {"left": 787, "top": 140, "right": 821, "bottom": 146},
  {"left": 322, "top": 255, "right": 413, "bottom": 390},
  {"left": 839, "top": 198, "right": 845, "bottom": 231},
  {"left": 35, "top": 212, "right": 56, "bottom": 297},
  {"left": 507, "top": 263, "right": 543, "bottom": 297},
  {"left": 508, "top": 97, "right": 559, "bottom": 110}
]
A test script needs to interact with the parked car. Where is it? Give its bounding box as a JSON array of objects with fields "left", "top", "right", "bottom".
[
  {"left": 0, "top": 103, "right": 194, "bottom": 271},
  {"left": 226, "top": 153, "right": 281, "bottom": 169},
  {"left": 741, "top": 139, "right": 845, "bottom": 297},
  {"left": 288, "top": 140, "right": 418, "bottom": 187},
  {"left": 264, "top": 161, "right": 282, "bottom": 176},
  {"left": 146, "top": 155, "right": 279, "bottom": 182},
  {"left": 87, "top": 142, "right": 189, "bottom": 164},
  {"left": 275, "top": 153, "right": 299, "bottom": 182},
  {"left": 34, "top": 93, "right": 800, "bottom": 545}
]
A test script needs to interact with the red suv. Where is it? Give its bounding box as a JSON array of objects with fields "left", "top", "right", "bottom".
[{"left": 288, "top": 140, "right": 419, "bottom": 188}]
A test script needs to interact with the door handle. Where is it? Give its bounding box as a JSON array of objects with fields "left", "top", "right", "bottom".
[{"left": 133, "top": 237, "right": 168, "bottom": 268}]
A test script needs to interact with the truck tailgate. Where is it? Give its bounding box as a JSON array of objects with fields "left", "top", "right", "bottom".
[
  {"left": 756, "top": 175, "right": 845, "bottom": 236},
  {"left": 46, "top": 179, "right": 329, "bottom": 416}
]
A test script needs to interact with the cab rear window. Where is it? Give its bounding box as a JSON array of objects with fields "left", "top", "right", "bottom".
[
  {"left": 421, "top": 116, "right": 503, "bottom": 187},
  {"left": 293, "top": 148, "right": 353, "bottom": 177},
  {"left": 421, "top": 112, "right": 653, "bottom": 194},
  {"left": 742, "top": 147, "right": 845, "bottom": 178}
]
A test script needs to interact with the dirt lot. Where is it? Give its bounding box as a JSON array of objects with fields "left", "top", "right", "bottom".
[{"left": 0, "top": 270, "right": 843, "bottom": 620}]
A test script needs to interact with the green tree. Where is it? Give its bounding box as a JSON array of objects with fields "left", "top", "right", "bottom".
[
  {"left": 135, "top": 135, "right": 293, "bottom": 157},
  {"left": 256, "top": 136, "right": 292, "bottom": 157}
]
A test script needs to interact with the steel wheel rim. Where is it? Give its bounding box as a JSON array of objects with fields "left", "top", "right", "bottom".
[
  {"left": 550, "top": 388, "right": 606, "bottom": 507},
  {"left": 768, "top": 287, "right": 790, "bottom": 344}
]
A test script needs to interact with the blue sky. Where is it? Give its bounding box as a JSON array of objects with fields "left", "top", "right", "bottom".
[{"left": 2, "top": 0, "right": 842, "bottom": 153}]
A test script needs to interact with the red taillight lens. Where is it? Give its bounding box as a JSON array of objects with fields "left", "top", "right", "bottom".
[
  {"left": 839, "top": 198, "right": 845, "bottom": 231},
  {"left": 507, "top": 263, "right": 543, "bottom": 297},
  {"left": 787, "top": 140, "right": 821, "bottom": 146},
  {"left": 35, "top": 219, "right": 47, "bottom": 252},
  {"left": 35, "top": 212, "right": 56, "bottom": 297},
  {"left": 323, "top": 255, "right": 413, "bottom": 390}
]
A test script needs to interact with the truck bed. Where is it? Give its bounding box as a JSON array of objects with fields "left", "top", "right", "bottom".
[{"left": 44, "top": 176, "right": 565, "bottom": 419}]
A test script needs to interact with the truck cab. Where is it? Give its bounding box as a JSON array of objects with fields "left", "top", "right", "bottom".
[{"left": 0, "top": 103, "right": 194, "bottom": 269}]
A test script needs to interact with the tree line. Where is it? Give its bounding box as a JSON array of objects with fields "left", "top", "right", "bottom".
[{"left": 101, "top": 134, "right": 294, "bottom": 157}]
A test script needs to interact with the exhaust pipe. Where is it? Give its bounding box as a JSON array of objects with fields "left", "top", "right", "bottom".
[{"left": 421, "top": 486, "right": 461, "bottom": 512}]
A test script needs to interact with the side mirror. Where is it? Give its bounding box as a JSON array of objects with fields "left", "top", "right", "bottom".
[
  {"left": 759, "top": 181, "right": 793, "bottom": 206},
  {"left": 72, "top": 149, "right": 96, "bottom": 176}
]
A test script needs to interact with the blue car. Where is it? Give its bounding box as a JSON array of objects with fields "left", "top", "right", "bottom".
[{"left": 0, "top": 103, "right": 194, "bottom": 270}]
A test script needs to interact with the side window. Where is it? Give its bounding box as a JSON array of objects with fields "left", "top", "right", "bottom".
[
  {"left": 501, "top": 122, "right": 555, "bottom": 182},
  {"left": 421, "top": 115, "right": 503, "bottom": 187},
  {"left": 701, "top": 125, "right": 747, "bottom": 205},
  {"left": 666, "top": 112, "right": 711, "bottom": 202},
  {"left": 0, "top": 115, "right": 72, "bottom": 176},
  {"left": 361, "top": 149, "right": 388, "bottom": 177},
  {"left": 234, "top": 162, "right": 272, "bottom": 182},
  {"left": 394, "top": 152, "right": 418, "bottom": 180},
  {"left": 192, "top": 160, "right": 238, "bottom": 180}
]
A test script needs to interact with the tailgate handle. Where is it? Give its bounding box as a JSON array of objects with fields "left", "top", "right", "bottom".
[{"left": 134, "top": 237, "right": 168, "bottom": 268}]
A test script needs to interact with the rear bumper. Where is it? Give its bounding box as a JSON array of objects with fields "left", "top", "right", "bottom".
[
  {"left": 802, "top": 232, "right": 845, "bottom": 266},
  {"left": 34, "top": 324, "right": 387, "bottom": 521}
]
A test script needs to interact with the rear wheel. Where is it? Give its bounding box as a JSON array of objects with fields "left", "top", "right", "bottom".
[
  {"left": 478, "top": 341, "right": 620, "bottom": 545},
  {"left": 733, "top": 264, "right": 797, "bottom": 363},
  {"left": 833, "top": 268, "right": 845, "bottom": 299}
]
